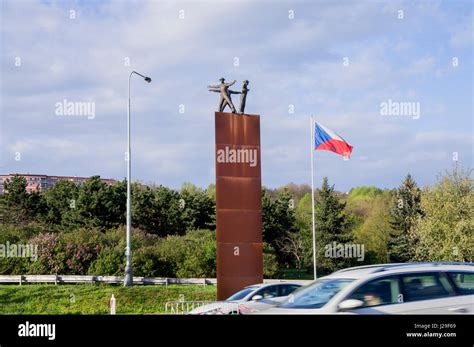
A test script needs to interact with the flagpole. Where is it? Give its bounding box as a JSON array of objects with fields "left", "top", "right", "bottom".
[{"left": 310, "top": 117, "right": 317, "bottom": 280}]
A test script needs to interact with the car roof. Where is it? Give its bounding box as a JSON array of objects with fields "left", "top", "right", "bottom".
[
  {"left": 324, "top": 262, "right": 473, "bottom": 280},
  {"left": 244, "top": 282, "right": 302, "bottom": 290}
]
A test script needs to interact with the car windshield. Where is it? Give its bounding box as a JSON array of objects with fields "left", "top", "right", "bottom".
[
  {"left": 278, "top": 278, "right": 354, "bottom": 309},
  {"left": 226, "top": 287, "right": 257, "bottom": 301}
]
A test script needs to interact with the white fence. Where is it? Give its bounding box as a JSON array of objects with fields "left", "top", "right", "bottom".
[
  {"left": 165, "top": 300, "right": 243, "bottom": 315},
  {"left": 0, "top": 275, "right": 312, "bottom": 286}
]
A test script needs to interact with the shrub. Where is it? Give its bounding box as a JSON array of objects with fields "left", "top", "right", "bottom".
[
  {"left": 132, "top": 245, "right": 170, "bottom": 277},
  {"left": 156, "top": 230, "right": 216, "bottom": 278},
  {"left": 88, "top": 247, "right": 124, "bottom": 276},
  {"left": 263, "top": 243, "right": 279, "bottom": 278},
  {"left": 28, "top": 233, "right": 64, "bottom": 274},
  {"left": 0, "top": 256, "right": 31, "bottom": 275},
  {"left": 28, "top": 229, "right": 102, "bottom": 275}
]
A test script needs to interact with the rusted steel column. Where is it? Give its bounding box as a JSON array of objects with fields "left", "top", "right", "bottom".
[{"left": 215, "top": 112, "right": 263, "bottom": 300}]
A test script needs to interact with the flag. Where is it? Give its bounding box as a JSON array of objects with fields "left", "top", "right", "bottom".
[{"left": 314, "top": 122, "right": 353, "bottom": 158}]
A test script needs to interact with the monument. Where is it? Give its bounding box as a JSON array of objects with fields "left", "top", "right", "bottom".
[{"left": 210, "top": 78, "right": 263, "bottom": 300}]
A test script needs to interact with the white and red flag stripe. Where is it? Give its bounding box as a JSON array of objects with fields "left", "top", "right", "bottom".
[{"left": 314, "top": 122, "right": 353, "bottom": 158}]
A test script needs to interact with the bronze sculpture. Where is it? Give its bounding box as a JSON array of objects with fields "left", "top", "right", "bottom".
[
  {"left": 208, "top": 78, "right": 238, "bottom": 113},
  {"left": 239, "top": 80, "right": 249, "bottom": 114}
]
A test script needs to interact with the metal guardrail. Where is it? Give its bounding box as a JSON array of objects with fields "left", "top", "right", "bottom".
[
  {"left": 0, "top": 275, "right": 312, "bottom": 286},
  {"left": 0, "top": 275, "right": 214, "bottom": 285}
]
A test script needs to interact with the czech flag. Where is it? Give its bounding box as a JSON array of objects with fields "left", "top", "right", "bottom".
[{"left": 314, "top": 122, "right": 353, "bottom": 158}]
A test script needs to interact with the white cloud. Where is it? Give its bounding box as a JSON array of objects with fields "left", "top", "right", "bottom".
[{"left": 0, "top": 0, "right": 472, "bottom": 191}]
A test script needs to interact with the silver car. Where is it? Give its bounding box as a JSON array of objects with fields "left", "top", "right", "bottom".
[
  {"left": 189, "top": 282, "right": 302, "bottom": 314},
  {"left": 249, "top": 263, "right": 474, "bottom": 314}
]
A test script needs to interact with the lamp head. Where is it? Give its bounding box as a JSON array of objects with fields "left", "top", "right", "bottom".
[{"left": 144, "top": 77, "right": 152, "bottom": 83}]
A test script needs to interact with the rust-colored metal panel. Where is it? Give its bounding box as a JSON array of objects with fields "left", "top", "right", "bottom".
[
  {"left": 217, "top": 243, "right": 263, "bottom": 277},
  {"left": 215, "top": 144, "right": 260, "bottom": 178},
  {"left": 216, "top": 177, "right": 261, "bottom": 210},
  {"left": 215, "top": 112, "right": 260, "bottom": 146},
  {"left": 215, "top": 112, "right": 263, "bottom": 300},
  {"left": 217, "top": 276, "right": 263, "bottom": 301},
  {"left": 216, "top": 210, "right": 262, "bottom": 243}
]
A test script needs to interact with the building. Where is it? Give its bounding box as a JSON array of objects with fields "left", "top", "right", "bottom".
[{"left": 0, "top": 174, "right": 116, "bottom": 194}]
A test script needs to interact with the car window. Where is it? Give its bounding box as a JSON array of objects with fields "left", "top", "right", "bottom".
[
  {"left": 279, "top": 279, "right": 354, "bottom": 309},
  {"left": 279, "top": 285, "right": 301, "bottom": 297},
  {"left": 254, "top": 285, "right": 279, "bottom": 299},
  {"left": 348, "top": 276, "right": 401, "bottom": 307},
  {"left": 447, "top": 272, "right": 474, "bottom": 295},
  {"left": 226, "top": 287, "right": 255, "bottom": 301},
  {"left": 401, "top": 273, "right": 453, "bottom": 302}
]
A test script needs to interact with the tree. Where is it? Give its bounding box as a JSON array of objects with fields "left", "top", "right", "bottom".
[
  {"left": 0, "top": 194, "right": 6, "bottom": 224},
  {"left": 132, "top": 185, "right": 185, "bottom": 236},
  {"left": 263, "top": 243, "right": 279, "bottom": 278},
  {"left": 180, "top": 183, "right": 215, "bottom": 231},
  {"left": 354, "top": 192, "right": 393, "bottom": 263},
  {"left": 345, "top": 186, "right": 383, "bottom": 220},
  {"left": 293, "top": 193, "right": 316, "bottom": 270},
  {"left": 276, "top": 231, "right": 306, "bottom": 269},
  {"left": 3, "top": 175, "right": 28, "bottom": 206},
  {"left": 412, "top": 167, "right": 473, "bottom": 262},
  {"left": 71, "top": 176, "right": 125, "bottom": 230},
  {"left": 262, "top": 188, "right": 297, "bottom": 267},
  {"left": 388, "top": 174, "right": 423, "bottom": 262},
  {"left": 314, "top": 177, "right": 354, "bottom": 275},
  {"left": 277, "top": 183, "right": 311, "bottom": 206},
  {"left": 42, "top": 179, "right": 79, "bottom": 226},
  {"left": 3, "top": 175, "right": 45, "bottom": 224}
]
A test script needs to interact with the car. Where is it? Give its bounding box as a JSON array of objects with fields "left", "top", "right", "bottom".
[
  {"left": 247, "top": 262, "right": 474, "bottom": 314},
  {"left": 188, "top": 282, "right": 303, "bottom": 315}
]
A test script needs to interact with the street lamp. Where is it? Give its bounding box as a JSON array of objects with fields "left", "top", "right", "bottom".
[{"left": 124, "top": 70, "right": 152, "bottom": 287}]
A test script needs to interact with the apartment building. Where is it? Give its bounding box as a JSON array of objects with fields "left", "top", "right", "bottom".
[{"left": 0, "top": 174, "right": 116, "bottom": 194}]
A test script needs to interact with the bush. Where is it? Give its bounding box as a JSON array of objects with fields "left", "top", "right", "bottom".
[
  {"left": 132, "top": 245, "right": 171, "bottom": 277},
  {"left": 28, "top": 233, "right": 63, "bottom": 274},
  {"left": 87, "top": 229, "right": 216, "bottom": 278},
  {"left": 156, "top": 230, "right": 216, "bottom": 278},
  {"left": 263, "top": 243, "right": 279, "bottom": 278},
  {"left": 0, "top": 223, "right": 52, "bottom": 275},
  {"left": 0, "top": 223, "right": 52, "bottom": 245},
  {"left": 88, "top": 247, "right": 124, "bottom": 276},
  {"left": 28, "top": 229, "right": 102, "bottom": 275},
  {"left": 0, "top": 256, "right": 31, "bottom": 275}
]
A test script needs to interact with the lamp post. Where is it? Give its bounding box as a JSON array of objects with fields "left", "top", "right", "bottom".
[{"left": 124, "top": 71, "right": 152, "bottom": 287}]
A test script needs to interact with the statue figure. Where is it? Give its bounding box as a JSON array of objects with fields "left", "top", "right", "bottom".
[
  {"left": 208, "top": 78, "right": 238, "bottom": 113},
  {"left": 239, "top": 80, "right": 249, "bottom": 114}
]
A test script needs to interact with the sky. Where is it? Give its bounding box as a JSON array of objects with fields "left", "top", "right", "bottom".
[{"left": 0, "top": 0, "right": 472, "bottom": 192}]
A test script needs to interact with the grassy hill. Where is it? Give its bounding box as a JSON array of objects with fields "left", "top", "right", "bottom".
[{"left": 0, "top": 284, "right": 216, "bottom": 314}]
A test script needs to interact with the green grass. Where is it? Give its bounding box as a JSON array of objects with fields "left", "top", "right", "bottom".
[{"left": 0, "top": 284, "right": 216, "bottom": 314}]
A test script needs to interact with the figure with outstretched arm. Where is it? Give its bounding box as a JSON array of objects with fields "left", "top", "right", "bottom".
[
  {"left": 208, "top": 77, "right": 238, "bottom": 113},
  {"left": 239, "top": 80, "right": 249, "bottom": 114}
]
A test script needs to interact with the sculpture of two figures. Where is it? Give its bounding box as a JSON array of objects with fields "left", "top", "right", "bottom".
[{"left": 208, "top": 78, "right": 250, "bottom": 114}]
